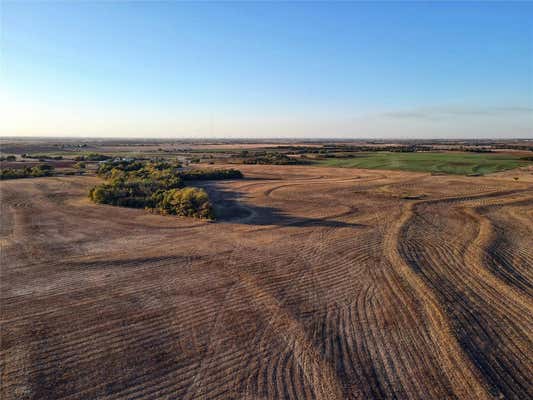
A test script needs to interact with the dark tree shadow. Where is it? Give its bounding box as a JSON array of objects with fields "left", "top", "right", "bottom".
[{"left": 197, "top": 180, "right": 365, "bottom": 229}]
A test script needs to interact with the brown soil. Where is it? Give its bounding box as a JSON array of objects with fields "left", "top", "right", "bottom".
[{"left": 1, "top": 165, "right": 532, "bottom": 399}]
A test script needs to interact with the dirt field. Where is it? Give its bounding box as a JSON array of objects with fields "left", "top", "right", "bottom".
[{"left": 1, "top": 165, "right": 532, "bottom": 399}]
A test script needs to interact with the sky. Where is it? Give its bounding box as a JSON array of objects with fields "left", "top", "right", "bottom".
[{"left": 0, "top": 1, "right": 532, "bottom": 139}]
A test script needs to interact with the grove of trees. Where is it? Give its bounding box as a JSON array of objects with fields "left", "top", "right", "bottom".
[
  {"left": 239, "top": 151, "right": 309, "bottom": 165},
  {"left": 74, "top": 153, "right": 112, "bottom": 161},
  {"left": 0, "top": 164, "right": 55, "bottom": 180},
  {"left": 89, "top": 160, "right": 242, "bottom": 219}
]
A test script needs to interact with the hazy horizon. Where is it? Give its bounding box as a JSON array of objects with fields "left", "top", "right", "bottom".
[
  {"left": 1, "top": 2, "right": 532, "bottom": 138},
  {"left": 2, "top": 135, "right": 532, "bottom": 142}
]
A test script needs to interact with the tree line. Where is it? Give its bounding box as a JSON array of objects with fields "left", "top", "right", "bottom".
[
  {"left": 74, "top": 153, "right": 112, "bottom": 161},
  {"left": 0, "top": 164, "right": 55, "bottom": 180},
  {"left": 238, "top": 151, "right": 310, "bottom": 165}
]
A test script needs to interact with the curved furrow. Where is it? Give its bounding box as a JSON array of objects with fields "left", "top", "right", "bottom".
[
  {"left": 397, "top": 196, "right": 533, "bottom": 399},
  {"left": 477, "top": 201, "right": 533, "bottom": 294},
  {"left": 383, "top": 202, "right": 491, "bottom": 399},
  {"left": 348, "top": 285, "right": 389, "bottom": 399},
  {"left": 2, "top": 305, "right": 215, "bottom": 381}
]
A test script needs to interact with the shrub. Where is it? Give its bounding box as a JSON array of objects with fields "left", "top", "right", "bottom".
[
  {"left": 0, "top": 164, "right": 54, "bottom": 180},
  {"left": 89, "top": 184, "right": 114, "bottom": 204},
  {"left": 158, "top": 187, "right": 213, "bottom": 219},
  {"left": 0, "top": 169, "right": 25, "bottom": 179}
]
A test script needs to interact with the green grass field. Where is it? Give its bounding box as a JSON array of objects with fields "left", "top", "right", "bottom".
[{"left": 314, "top": 152, "right": 531, "bottom": 175}]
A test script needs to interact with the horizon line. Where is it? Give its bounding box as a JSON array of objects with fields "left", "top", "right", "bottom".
[{"left": 1, "top": 136, "right": 532, "bottom": 142}]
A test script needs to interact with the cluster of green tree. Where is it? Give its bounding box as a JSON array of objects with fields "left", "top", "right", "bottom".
[
  {"left": 306, "top": 144, "right": 433, "bottom": 158},
  {"left": 153, "top": 187, "right": 213, "bottom": 219},
  {"left": 90, "top": 160, "right": 185, "bottom": 207},
  {"left": 22, "top": 154, "right": 63, "bottom": 160},
  {"left": 74, "top": 153, "right": 112, "bottom": 161},
  {"left": 0, "top": 155, "right": 17, "bottom": 161},
  {"left": 180, "top": 168, "right": 243, "bottom": 180},
  {"left": 89, "top": 181, "right": 167, "bottom": 209},
  {"left": 486, "top": 144, "right": 533, "bottom": 152},
  {"left": 52, "top": 143, "right": 88, "bottom": 149},
  {"left": 96, "top": 160, "right": 150, "bottom": 178},
  {"left": 238, "top": 151, "right": 309, "bottom": 165},
  {"left": 461, "top": 147, "right": 494, "bottom": 153},
  {"left": 89, "top": 160, "right": 242, "bottom": 219},
  {"left": 318, "top": 153, "right": 360, "bottom": 159},
  {"left": 279, "top": 145, "right": 434, "bottom": 155},
  {"left": 0, "top": 164, "right": 54, "bottom": 180}
]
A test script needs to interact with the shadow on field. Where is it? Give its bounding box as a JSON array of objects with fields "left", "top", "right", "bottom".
[{"left": 200, "top": 181, "right": 364, "bottom": 228}]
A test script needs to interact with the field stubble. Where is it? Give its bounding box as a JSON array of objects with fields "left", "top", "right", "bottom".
[{"left": 1, "top": 165, "right": 532, "bottom": 399}]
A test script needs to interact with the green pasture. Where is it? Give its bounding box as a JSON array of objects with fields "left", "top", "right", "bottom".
[{"left": 314, "top": 152, "right": 530, "bottom": 175}]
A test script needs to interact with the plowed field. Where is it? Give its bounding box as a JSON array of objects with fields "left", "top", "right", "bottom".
[{"left": 1, "top": 165, "right": 532, "bottom": 399}]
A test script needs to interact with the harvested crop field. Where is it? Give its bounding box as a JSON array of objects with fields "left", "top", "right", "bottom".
[{"left": 1, "top": 165, "right": 532, "bottom": 400}]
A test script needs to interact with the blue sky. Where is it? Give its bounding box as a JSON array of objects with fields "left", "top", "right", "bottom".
[{"left": 1, "top": 1, "right": 531, "bottom": 138}]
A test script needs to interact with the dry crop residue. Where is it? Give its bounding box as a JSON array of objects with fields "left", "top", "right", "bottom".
[{"left": 1, "top": 165, "right": 532, "bottom": 399}]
